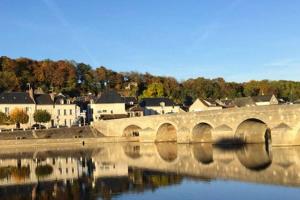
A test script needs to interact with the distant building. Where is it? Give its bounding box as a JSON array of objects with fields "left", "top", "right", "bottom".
[
  {"left": 140, "top": 98, "right": 181, "bottom": 115},
  {"left": 215, "top": 99, "right": 236, "bottom": 108},
  {"left": 252, "top": 94, "right": 279, "bottom": 106},
  {"left": 234, "top": 97, "right": 256, "bottom": 107},
  {"left": 233, "top": 95, "right": 279, "bottom": 107},
  {"left": 127, "top": 105, "right": 144, "bottom": 117},
  {"left": 0, "top": 89, "right": 80, "bottom": 129},
  {"left": 0, "top": 91, "right": 36, "bottom": 127},
  {"left": 123, "top": 96, "right": 143, "bottom": 117},
  {"left": 189, "top": 98, "right": 222, "bottom": 112},
  {"left": 53, "top": 94, "right": 80, "bottom": 127},
  {"left": 88, "top": 90, "right": 127, "bottom": 121}
]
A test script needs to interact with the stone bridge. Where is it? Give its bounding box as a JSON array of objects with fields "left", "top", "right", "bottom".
[{"left": 92, "top": 104, "right": 300, "bottom": 146}]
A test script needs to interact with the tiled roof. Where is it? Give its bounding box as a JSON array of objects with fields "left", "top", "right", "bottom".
[
  {"left": 252, "top": 95, "right": 274, "bottom": 102},
  {"left": 234, "top": 97, "right": 255, "bottom": 107},
  {"left": 0, "top": 92, "right": 35, "bottom": 104},
  {"left": 54, "top": 94, "right": 67, "bottom": 104},
  {"left": 34, "top": 94, "right": 53, "bottom": 105},
  {"left": 123, "top": 96, "right": 138, "bottom": 105},
  {"left": 96, "top": 90, "right": 124, "bottom": 103},
  {"left": 140, "top": 98, "right": 176, "bottom": 107}
]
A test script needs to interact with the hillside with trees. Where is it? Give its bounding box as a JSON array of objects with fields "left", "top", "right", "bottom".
[{"left": 1, "top": 56, "right": 300, "bottom": 104}]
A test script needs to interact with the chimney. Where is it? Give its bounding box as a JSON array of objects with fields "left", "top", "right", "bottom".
[
  {"left": 27, "top": 85, "right": 35, "bottom": 102},
  {"left": 50, "top": 93, "right": 56, "bottom": 101}
]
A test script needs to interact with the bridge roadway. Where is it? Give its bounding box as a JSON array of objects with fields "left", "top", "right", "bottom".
[{"left": 92, "top": 104, "right": 300, "bottom": 146}]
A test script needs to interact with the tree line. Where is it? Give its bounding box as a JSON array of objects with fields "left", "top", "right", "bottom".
[{"left": 1, "top": 56, "right": 300, "bottom": 104}]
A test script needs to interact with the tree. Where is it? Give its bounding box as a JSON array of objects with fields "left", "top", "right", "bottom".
[
  {"left": 9, "top": 108, "right": 29, "bottom": 128},
  {"left": 140, "top": 82, "right": 164, "bottom": 98},
  {"left": 33, "top": 110, "right": 51, "bottom": 128}
]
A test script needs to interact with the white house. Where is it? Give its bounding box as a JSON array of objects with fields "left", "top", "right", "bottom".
[
  {"left": 88, "top": 90, "right": 127, "bottom": 121},
  {"left": 140, "top": 98, "right": 182, "bottom": 115},
  {"left": 189, "top": 98, "right": 222, "bottom": 112},
  {"left": 252, "top": 94, "right": 279, "bottom": 106}
]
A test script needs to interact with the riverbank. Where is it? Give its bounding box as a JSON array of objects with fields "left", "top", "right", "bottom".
[{"left": 0, "top": 126, "right": 138, "bottom": 148}]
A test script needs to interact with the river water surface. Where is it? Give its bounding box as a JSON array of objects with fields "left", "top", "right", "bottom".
[{"left": 0, "top": 143, "right": 299, "bottom": 199}]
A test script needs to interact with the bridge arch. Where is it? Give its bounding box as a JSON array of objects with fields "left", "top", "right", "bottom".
[
  {"left": 156, "top": 143, "right": 178, "bottom": 163},
  {"left": 123, "top": 143, "right": 141, "bottom": 159},
  {"left": 155, "top": 122, "right": 177, "bottom": 142},
  {"left": 191, "top": 122, "right": 213, "bottom": 143},
  {"left": 192, "top": 143, "right": 213, "bottom": 165},
  {"left": 237, "top": 144, "right": 272, "bottom": 171},
  {"left": 123, "top": 125, "right": 142, "bottom": 137},
  {"left": 235, "top": 118, "right": 271, "bottom": 144}
]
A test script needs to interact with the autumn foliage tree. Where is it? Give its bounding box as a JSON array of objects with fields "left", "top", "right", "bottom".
[
  {"left": 9, "top": 108, "right": 29, "bottom": 128},
  {"left": 2, "top": 56, "right": 300, "bottom": 103}
]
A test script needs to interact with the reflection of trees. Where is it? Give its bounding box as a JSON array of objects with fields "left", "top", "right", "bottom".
[
  {"left": 0, "top": 167, "right": 11, "bottom": 180},
  {"left": 0, "top": 166, "right": 31, "bottom": 182},
  {"left": 11, "top": 166, "right": 30, "bottom": 182},
  {"left": 35, "top": 164, "right": 53, "bottom": 178}
]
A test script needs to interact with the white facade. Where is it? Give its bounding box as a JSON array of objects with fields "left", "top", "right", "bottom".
[
  {"left": 189, "top": 99, "right": 222, "bottom": 112},
  {"left": 89, "top": 102, "right": 127, "bottom": 121},
  {"left": 144, "top": 105, "right": 181, "bottom": 115}
]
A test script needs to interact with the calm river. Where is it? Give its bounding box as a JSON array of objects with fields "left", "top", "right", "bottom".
[{"left": 0, "top": 143, "right": 299, "bottom": 199}]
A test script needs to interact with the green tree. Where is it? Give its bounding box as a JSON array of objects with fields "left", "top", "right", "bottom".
[
  {"left": 140, "top": 82, "right": 164, "bottom": 98},
  {"left": 34, "top": 110, "right": 51, "bottom": 128},
  {"left": 9, "top": 108, "right": 29, "bottom": 128}
]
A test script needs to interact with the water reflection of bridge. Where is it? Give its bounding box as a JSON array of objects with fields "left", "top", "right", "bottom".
[
  {"left": 94, "top": 143, "right": 300, "bottom": 187},
  {"left": 0, "top": 143, "right": 300, "bottom": 188}
]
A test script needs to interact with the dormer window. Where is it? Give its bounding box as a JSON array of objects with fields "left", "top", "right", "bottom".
[
  {"left": 60, "top": 99, "right": 64, "bottom": 104},
  {"left": 67, "top": 99, "right": 71, "bottom": 104}
]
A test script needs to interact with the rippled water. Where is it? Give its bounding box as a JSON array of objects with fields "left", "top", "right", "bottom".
[{"left": 0, "top": 143, "right": 299, "bottom": 199}]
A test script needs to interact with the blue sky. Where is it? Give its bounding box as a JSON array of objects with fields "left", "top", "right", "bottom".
[{"left": 1, "top": 0, "right": 300, "bottom": 82}]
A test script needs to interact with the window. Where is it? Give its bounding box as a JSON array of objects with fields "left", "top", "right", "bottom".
[
  {"left": 111, "top": 110, "right": 113, "bottom": 114},
  {"left": 70, "top": 109, "right": 72, "bottom": 115},
  {"left": 25, "top": 107, "right": 29, "bottom": 113},
  {"left": 103, "top": 110, "right": 107, "bottom": 113},
  {"left": 64, "top": 109, "right": 67, "bottom": 115},
  {"left": 58, "top": 109, "right": 60, "bottom": 116}
]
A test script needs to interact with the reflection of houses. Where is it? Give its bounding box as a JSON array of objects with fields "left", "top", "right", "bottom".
[
  {"left": 92, "top": 162, "right": 128, "bottom": 179},
  {"left": 140, "top": 98, "right": 181, "bottom": 115},
  {"left": 0, "top": 157, "right": 88, "bottom": 186},
  {"left": 189, "top": 99, "right": 222, "bottom": 112},
  {"left": 88, "top": 90, "right": 127, "bottom": 121}
]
